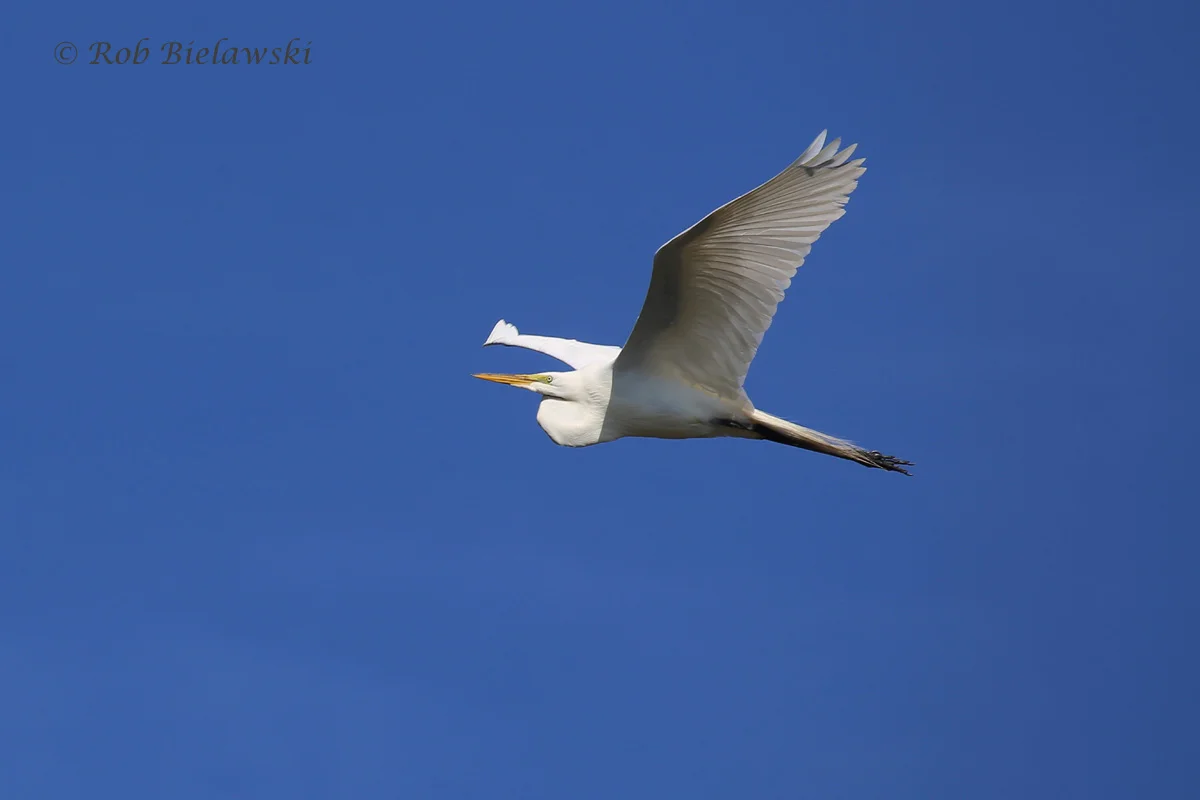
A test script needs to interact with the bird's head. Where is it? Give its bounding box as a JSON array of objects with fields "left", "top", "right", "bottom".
[
  {"left": 473, "top": 368, "right": 603, "bottom": 447},
  {"left": 472, "top": 370, "right": 574, "bottom": 400}
]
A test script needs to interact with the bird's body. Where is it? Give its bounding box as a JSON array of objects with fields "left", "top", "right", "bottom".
[
  {"left": 475, "top": 131, "right": 912, "bottom": 474},
  {"left": 606, "top": 373, "right": 745, "bottom": 442},
  {"left": 526, "top": 361, "right": 731, "bottom": 447}
]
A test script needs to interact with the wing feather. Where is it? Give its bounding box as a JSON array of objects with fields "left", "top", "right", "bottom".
[
  {"left": 482, "top": 319, "right": 621, "bottom": 370},
  {"left": 615, "top": 131, "right": 866, "bottom": 399}
]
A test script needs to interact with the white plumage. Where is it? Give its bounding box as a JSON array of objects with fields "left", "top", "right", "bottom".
[{"left": 474, "top": 131, "right": 911, "bottom": 474}]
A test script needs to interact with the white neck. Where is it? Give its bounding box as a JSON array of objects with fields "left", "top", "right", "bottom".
[{"left": 534, "top": 363, "right": 614, "bottom": 447}]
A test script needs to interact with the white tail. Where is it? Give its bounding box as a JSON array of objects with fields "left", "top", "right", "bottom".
[{"left": 749, "top": 410, "right": 912, "bottom": 474}]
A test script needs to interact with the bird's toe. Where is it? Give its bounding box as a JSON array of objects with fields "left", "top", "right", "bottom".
[{"left": 864, "top": 450, "right": 913, "bottom": 475}]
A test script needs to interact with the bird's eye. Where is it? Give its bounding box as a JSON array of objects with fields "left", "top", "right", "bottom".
[{"left": 544, "top": 375, "right": 553, "bottom": 384}]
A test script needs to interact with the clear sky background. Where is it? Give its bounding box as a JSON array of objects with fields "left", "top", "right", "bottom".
[{"left": 3, "top": 1, "right": 1197, "bottom": 797}]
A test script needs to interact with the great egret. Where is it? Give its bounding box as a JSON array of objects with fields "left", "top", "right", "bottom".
[{"left": 474, "top": 131, "right": 912, "bottom": 474}]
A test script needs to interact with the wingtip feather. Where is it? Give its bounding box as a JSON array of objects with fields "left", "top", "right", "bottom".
[
  {"left": 483, "top": 319, "right": 519, "bottom": 346},
  {"left": 796, "top": 131, "right": 828, "bottom": 165},
  {"left": 796, "top": 131, "right": 865, "bottom": 170},
  {"left": 829, "top": 143, "right": 858, "bottom": 167}
]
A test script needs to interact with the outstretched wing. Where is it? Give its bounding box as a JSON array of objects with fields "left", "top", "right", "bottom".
[
  {"left": 615, "top": 131, "right": 866, "bottom": 399},
  {"left": 482, "top": 319, "right": 622, "bottom": 370}
]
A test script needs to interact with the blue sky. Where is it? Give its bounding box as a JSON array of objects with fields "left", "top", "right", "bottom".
[{"left": 3, "top": 0, "right": 1197, "bottom": 797}]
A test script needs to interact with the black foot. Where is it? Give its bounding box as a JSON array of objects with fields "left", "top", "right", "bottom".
[{"left": 862, "top": 450, "right": 913, "bottom": 475}]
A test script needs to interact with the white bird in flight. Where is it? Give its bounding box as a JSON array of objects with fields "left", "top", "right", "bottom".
[{"left": 474, "top": 130, "right": 911, "bottom": 474}]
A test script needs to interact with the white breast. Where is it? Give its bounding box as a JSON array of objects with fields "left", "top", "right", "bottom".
[{"left": 536, "top": 397, "right": 605, "bottom": 447}]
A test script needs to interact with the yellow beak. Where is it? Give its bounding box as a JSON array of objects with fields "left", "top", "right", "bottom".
[{"left": 472, "top": 372, "right": 539, "bottom": 387}]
